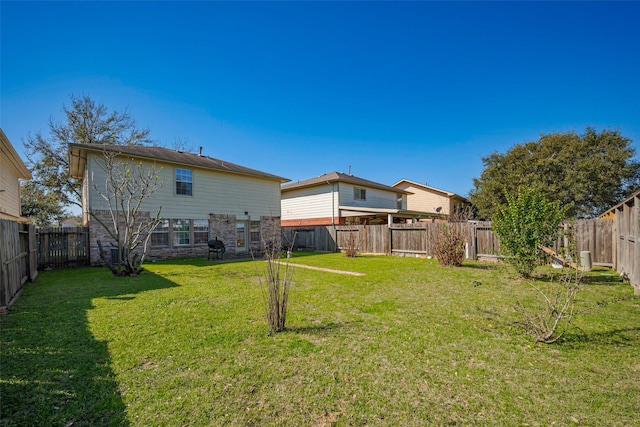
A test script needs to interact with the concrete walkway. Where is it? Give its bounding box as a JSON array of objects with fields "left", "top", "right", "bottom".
[{"left": 274, "top": 261, "right": 365, "bottom": 276}]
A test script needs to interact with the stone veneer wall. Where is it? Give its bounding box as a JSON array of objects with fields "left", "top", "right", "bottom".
[
  {"left": 259, "top": 216, "right": 282, "bottom": 251},
  {"left": 88, "top": 211, "right": 282, "bottom": 265},
  {"left": 209, "top": 213, "right": 238, "bottom": 255}
]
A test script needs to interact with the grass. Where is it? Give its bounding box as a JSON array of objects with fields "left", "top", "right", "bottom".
[{"left": 1, "top": 252, "right": 639, "bottom": 426}]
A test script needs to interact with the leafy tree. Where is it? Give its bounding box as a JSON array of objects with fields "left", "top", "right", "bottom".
[
  {"left": 23, "top": 94, "right": 152, "bottom": 210},
  {"left": 470, "top": 128, "right": 640, "bottom": 219},
  {"left": 20, "top": 181, "right": 68, "bottom": 226},
  {"left": 492, "top": 186, "right": 569, "bottom": 279}
]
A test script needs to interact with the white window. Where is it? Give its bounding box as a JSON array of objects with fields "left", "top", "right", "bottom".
[
  {"left": 176, "top": 168, "right": 193, "bottom": 196},
  {"left": 173, "top": 219, "right": 191, "bottom": 246},
  {"left": 354, "top": 187, "right": 366, "bottom": 201},
  {"left": 193, "top": 219, "right": 209, "bottom": 245},
  {"left": 250, "top": 220, "right": 260, "bottom": 244},
  {"left": 151, "top": 219, "right": 169, "bottom": 247}
]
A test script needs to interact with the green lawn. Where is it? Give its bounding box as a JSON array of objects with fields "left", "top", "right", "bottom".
[{"left": 1, "top": 253, "right": 639, "bottom": 426}]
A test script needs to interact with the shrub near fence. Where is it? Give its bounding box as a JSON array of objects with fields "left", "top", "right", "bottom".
[{"left": 282, "top": 219, "right": 615, "bottom": 266}]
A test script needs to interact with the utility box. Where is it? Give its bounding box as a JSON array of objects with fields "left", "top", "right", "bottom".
[{"left": 580, "top": 251, "right": 592, "bottom": 272}]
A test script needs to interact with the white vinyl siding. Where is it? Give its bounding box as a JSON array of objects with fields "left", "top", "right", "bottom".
[
  {"left": 85, "top": 155, "right": 282, "bottom": 219},
  {"left": 339, "top": 184, "right": 398, "bottom": 209},
  {"left": 0, "top": 165, "right": 22, "bottom": 218},
  {"left": 281, "top": 185, "right": 338, "bottom": 220}
]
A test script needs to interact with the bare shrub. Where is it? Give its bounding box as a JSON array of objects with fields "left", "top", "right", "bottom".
[
  {"left": 516, "top": 271, "right": 582, "bottom": 344},
  {"left": 433, "top": 224, "right": 466, "bottom": 266},
  {"left": 432, "top": 205, "right": 472, "bottom": 267},
  {"left": 343, "top": 227, "right": 362, "bottom": 258},
  {"left": 254, "top": 230, "right": 295, "bottom": 334}
]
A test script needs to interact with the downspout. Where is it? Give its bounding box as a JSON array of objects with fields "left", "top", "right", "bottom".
[
  {"left": 327, "top": 181, "right": 335, "bottom": 227},
  {"left": 327, "top": 181, "right": 337, "bottom": 252}
]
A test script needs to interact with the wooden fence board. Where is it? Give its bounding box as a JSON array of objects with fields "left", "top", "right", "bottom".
[
  {"left": 613, "top": 192, "right": 639, "bottom": 294},
  {"left": 283, "top": 219, "right": 615, "bottom": 267},
  {"left": 0, "top": 219, "right": 36, "bottom": 308}
]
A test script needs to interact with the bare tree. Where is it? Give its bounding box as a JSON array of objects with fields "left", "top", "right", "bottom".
[{"left": 91, "top": 149, "right": 164, "bottom": 276}]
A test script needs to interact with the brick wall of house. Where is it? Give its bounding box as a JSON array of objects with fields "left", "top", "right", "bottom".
[
  {"left": 88, "top": 211, "right": 282, "bottom": 265},
  {"left": 259, "top": 215, "right": 282, "bottom": 250},
  {"left": 209, "top": 213, "right": 238, "bottom": 255},
  {"left": 88, "top": 210, "right": 160, "bottom": 265}
]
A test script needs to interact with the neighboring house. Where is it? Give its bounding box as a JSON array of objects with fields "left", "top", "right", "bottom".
[
  {"left": 391, "top": 179, "right": 471, "bottom": 220},
  {"left": 60, "top": 217, "right": 82, "bottom": 228},
  {"left": 69, "top": 143, "right": 288, "bottom": 264},
  {"left": 0, "top": 129, "right": 31, "bottom": 223},
  {"left": 281, "top": 171, "right": 433, "bottom": 226}
]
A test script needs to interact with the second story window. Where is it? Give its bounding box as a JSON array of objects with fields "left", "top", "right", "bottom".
[
  {"left": 354, "top": 187, "right": 366, "bottom": 201},
  {"left": 176, "top": 168, "right": 193, "bottom": 196}
]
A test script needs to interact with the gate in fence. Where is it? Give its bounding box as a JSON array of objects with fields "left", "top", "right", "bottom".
[{"left": 36, "top": 226, "right": 90, "bottom": 269}]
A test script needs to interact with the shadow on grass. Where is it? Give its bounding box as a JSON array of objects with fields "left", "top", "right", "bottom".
[
  {"left": 0, "top": 266, "right": 179, "bottom": 426},
  {"left": 560, "top": 326, "right": 640, "bottom": 348},
  {"left": 461, "top": 262, "right": 502, "bottom": 271},
  {"left": 532, "top": 271, "right": 626, "bottom": 286},
  {"left": 581, "top": 274, "right": 626, "bottom": 285},
  {"left": 284, "top": 321, "right": 346, "bottom": 335},
  {"left": 147, "top": 250, "right": 324, "bottom": 270}
]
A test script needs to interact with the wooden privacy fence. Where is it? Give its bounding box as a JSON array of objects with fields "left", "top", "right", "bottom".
[
  {"left": 468, "top": 220, "right": 615, "bottom": 266},
  {"left": 282, "top": 219, "right": 615, "bottom": 266},
  {"left": 0, "top": 219, "right": 37, "bottom": 308},
  {"left": 36, "top": 227, "right": 90, "bottom": 269},
  {"left": 572, "top": 219, "right": 614, "bottom": 266},
  {"left": 612, "top": 192, "right": 639, "bottom": 295},
  {"left": 284, "top": 223, "right": 473, "bottom": 257}
]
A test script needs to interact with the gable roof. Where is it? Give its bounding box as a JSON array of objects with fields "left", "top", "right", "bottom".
[
  {"left": 282, "top": 171, "right": 408, "bottom": 194},
  {"left": 392, "top": 178, "right": 468, "bottom": 201},
  {"left": 598, "top": 189, "right": 640, "bottom": 219},
  {"left": 68, "top": 143, "right": 289, "bottom": 182},
  {"left": 0, "top": 128, "right": 31, "bottom": 179}
]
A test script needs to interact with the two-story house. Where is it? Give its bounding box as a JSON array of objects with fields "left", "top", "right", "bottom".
[
  {"left": 281, "top": 171, "right": 432, "bottom": 226},
  {"left": 392, "top": 179, "right": 471, "bottom": 220},
  {"left": 69, "top": 143, "right": 288, "bottom": 264},
  {"left": 0, "top": 129, "right": 31, "bottom": 223}
]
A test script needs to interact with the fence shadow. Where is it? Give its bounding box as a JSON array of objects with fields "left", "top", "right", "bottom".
[
  {"left": 0, "top": 267, "right": 179, "bottom": 426},
  {"left": 284, "top": 321, "right": 347, "bottom": 335},
  {"left": 560, "top": 326, "right": 640, "bottom": 348}
]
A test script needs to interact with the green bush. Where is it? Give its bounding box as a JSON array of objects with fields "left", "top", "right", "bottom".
[{"left": 493, "top": 187, "right": 570, "bottom": 278}]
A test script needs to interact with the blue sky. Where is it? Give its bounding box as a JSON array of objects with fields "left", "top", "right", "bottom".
[{"left": 2, "top": 1, "right": 639, "bottom": 201}]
